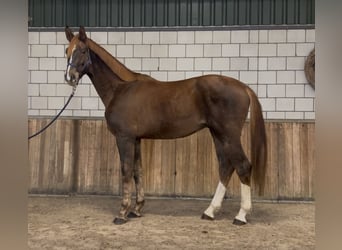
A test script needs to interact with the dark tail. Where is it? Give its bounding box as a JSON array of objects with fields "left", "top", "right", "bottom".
[{"left": 245, "top": 87, "right": 267, "bottom": 196}]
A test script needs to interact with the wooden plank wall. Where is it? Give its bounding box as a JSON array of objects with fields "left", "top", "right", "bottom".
[
  {"left": 29, "top": 119, "right": 75, "bottom": 193},
  {"left": 28, "top": 118, "right": 315, "bottom": 200}
]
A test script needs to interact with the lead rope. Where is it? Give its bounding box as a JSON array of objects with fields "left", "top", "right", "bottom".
[{"left": 28, "top": 86, "right": 76, "bottom": 140}]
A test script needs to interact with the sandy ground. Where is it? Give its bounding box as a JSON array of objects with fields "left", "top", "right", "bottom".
[{"left": 28, "top": 196, "right": 314, "bottom": 250}]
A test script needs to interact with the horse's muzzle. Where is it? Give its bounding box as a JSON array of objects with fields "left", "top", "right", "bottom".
[{"left": 64, "top": 72, "right": 79, "bottom": 87}]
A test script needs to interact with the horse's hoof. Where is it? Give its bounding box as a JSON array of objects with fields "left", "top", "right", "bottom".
[
  {"left": 113, "top": 217, "right": 127, "bottom": 225},
  {"left": 201, "top": 213, "right": 214, "bottom": 221},
  {"left": 127, "top": 211, "right": 141, "bottom": 218},
  {"left": 232, "top": 218, "right": 247, "bottom": 225}
]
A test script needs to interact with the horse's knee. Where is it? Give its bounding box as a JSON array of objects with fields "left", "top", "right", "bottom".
[{"left": 121, "top": 166, "right": 134, "bottom": 182}]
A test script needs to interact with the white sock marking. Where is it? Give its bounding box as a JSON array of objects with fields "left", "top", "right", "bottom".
[
  {"left": 235, "top": 183, "right": 251, "bottom": 223},
  {"left": 204, "top": 182, "right": 226, "bottom": 218}
]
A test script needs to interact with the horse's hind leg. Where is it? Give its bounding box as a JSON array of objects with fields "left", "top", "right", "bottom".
[
  {"left": 201, "top": 181, "right": 230, "bottom": 220},
  {"left": 212, "top": 138, "right": 252, "bottom": 225},
  {"left": 202, "top": 133, "right": 252, "bottom": 225},
  {"left": 202, "top": 135, "right": 235, "bottom": 220},
  {"left": 231, "top": 144, "right": 252, "bottom": 225},
  {"left": 128, "top": 139, "right": 145, "bottom": 218},
  {"left": 233, "top": 182, "right": 251, "bottom": 225}
]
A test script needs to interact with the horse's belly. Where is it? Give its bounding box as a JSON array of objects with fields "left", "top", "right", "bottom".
[{"left": 140, "top": 116, "right": 206, "bottom": 139}]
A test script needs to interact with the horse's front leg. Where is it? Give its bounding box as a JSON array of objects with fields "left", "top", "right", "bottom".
[
  {"left": 128, "top": 139, "right": 145, "bottom": 218},
  {"left": 113, "top": 136, "right": 135, "bottom": 225}
]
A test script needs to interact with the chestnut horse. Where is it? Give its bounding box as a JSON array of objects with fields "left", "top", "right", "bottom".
[{"left": 64, "top": 26, "right": 267, "bottom": 225}]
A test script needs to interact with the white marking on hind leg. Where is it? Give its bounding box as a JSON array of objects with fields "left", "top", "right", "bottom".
[
  {"left": 203, "top": 182, "right": 226, "bottom": 219},
  {"left": 235, "top": 183, "right": 252, "bottom": 223}
]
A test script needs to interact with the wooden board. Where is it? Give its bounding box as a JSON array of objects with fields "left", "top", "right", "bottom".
[
  {"left": 75, "top": 120, "right": 121, "bottom": 195},
  {"left": 28, "top": 119, "right": 75, "bottom": 193},
  {"left": 28, "top": 119, "right": 315, "bottom": 200}
]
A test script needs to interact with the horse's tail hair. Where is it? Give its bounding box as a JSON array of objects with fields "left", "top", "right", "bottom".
[{"left": 246, "top": 87, "right": 267, "bottom": 196}]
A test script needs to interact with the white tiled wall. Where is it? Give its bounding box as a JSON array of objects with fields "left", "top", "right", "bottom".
[{"left": 28, "top": 28, "right": 315, "bottom": 120}]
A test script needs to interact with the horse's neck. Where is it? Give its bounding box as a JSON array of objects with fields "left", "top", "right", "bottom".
[
  {"left": 86, "top": 39, "right": 138, "bottom": 82},
  {"left": 86, "top": 52, "right": 123, "bottom": 108},
  {"left": 85, "top": 39, "right": 156, "bottom": 108}
]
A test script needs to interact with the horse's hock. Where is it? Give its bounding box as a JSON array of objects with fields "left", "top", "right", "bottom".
[{"left": 304, "top": 48, "right": 315, "bottom": 89}]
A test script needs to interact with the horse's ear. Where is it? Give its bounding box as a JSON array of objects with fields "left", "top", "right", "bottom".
[
  {"left": 78, "top": 26, "right": 87, "bottom": 42},
  {"left": 65, "top": 26, "right": 74, "bottom": 42}
]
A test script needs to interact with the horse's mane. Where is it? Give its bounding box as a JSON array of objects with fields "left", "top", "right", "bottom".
[{"left": 85, "top": 38, "right": 152, "bottom": 82}]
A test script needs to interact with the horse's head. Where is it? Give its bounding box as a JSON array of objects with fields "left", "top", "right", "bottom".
[{"left": 64, "top": 26, "right": 92, "bottom": 87}]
